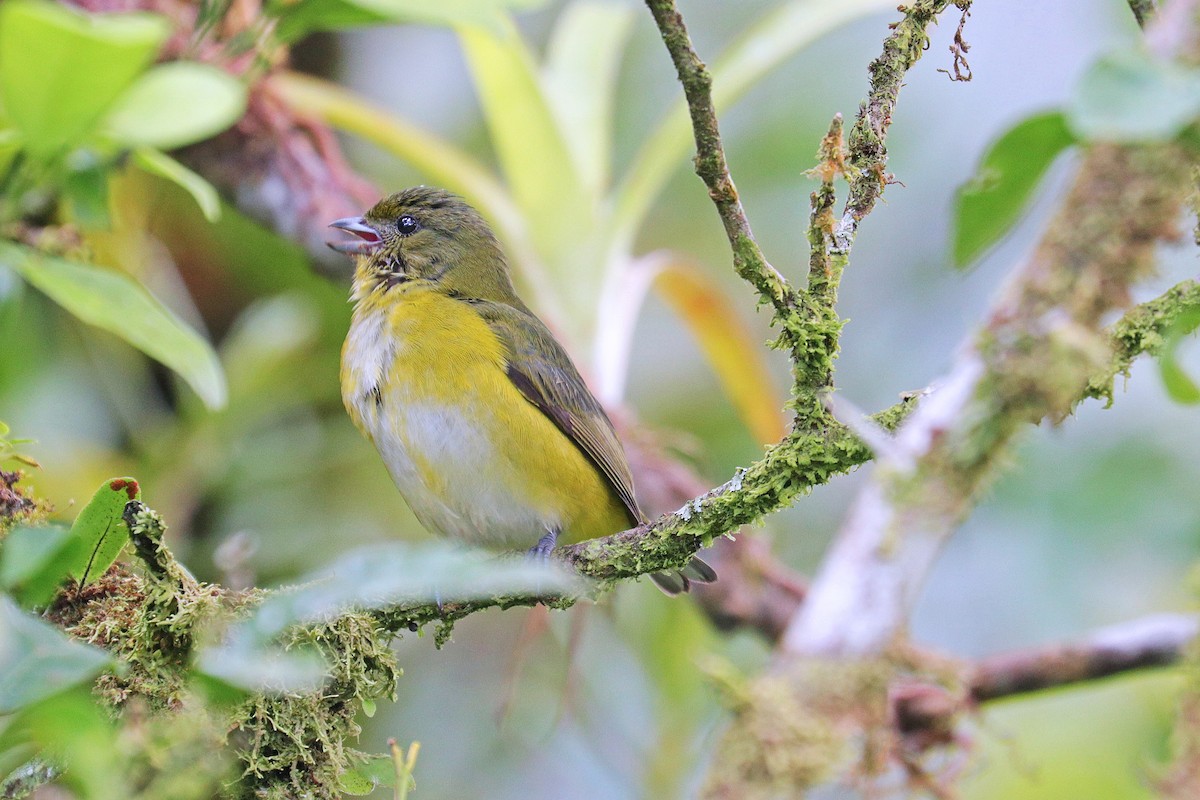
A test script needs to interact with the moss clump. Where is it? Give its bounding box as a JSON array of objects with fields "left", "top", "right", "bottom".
[
  {"left": 703, "top": 659, "right": 891, "bottom": 799},
  {"left": 703, "top": 651, "right": 967, "bottom": 799},
  {"left": 231, "top": 612, "right": 400, "bottom": 799}
]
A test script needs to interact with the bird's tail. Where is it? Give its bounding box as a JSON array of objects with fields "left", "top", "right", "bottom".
[{"left": 649, "top": 555, "right": 717, "bottom": 595}]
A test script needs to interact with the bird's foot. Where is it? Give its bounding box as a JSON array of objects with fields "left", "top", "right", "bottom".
[{"left": 527, "top": 529, "right": 558, "bottom": 564}]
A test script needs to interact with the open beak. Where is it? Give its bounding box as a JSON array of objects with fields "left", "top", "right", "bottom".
[{"left": 327, "top": 216, "right": 383, "bottom": 255}]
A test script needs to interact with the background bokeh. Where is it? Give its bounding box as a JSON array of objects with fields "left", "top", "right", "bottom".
[{"left": 2, "top": 0, "right": 1196, "bottom": 797}]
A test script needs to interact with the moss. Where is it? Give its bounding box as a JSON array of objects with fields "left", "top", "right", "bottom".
[
  {"left": 703, "top": 650, "right": 969, "bottom": 798},
  {"left": 702, "top": 659, "right": 892, "bottom": 799},
  {"left": 1084, "top": 279, "right": 1200, "bottom": 407},
  {"left": 232, "top": 613, "right": 400, "bottom": 799}
]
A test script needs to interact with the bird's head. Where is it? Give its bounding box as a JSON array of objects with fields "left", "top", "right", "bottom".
[{"left": 329, "top": 187, "right": 520, "bottom": 304}]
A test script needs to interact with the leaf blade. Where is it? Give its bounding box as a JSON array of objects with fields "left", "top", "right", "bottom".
[
  {"left": 0, "top": 0, "right": 169, "bottom": 155},
  {"left": 541, "top": 2, "right": 635, "bottom": 197},
  {"left": 1067, "top": 49, "right": 1200, "bottom": 143},
  {"left": 1, "top": 242, "right": 227, "bottom": 409},
  {"left": 952, "top": 111, "right": 1076, "bottom": 268},
  {"left": 653, "top": 259, "right": 787, "bottom": 444},
  {"left": 132, "top": 147, "right": 223, "bottom": 222},
  {"left": 0, "top": 595, "right": 113, "bottom": 713},
  {"left": 458, "top": 19, "right": 590, "bottom": 265},
  {"left": 63, "top": 478, "right": 140, "bottom": 586},
  {"left": 104, "top": 62, "right": 247, "bottom": 150}
]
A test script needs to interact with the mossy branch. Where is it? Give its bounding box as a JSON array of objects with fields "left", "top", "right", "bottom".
[{"left": 781, "top": 2, "right": 1200, "bottom": 659}]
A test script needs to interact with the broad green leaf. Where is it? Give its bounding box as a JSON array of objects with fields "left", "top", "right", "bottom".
[
  {"left": 0, "top": 595, "right": 113, "bottom": 713},
  {"left": 542, "top": 2, "right": 634, "bottom": 198},
  {"left": 338, "top": 766, "right": 377, "bottom": 796},
  {"left": 60, "top": 478, "right": 139, "bottom": 586},
  {"left": 1159, "top": 310, "right": 1200, "bottom": 404},
  {"left": 0, "top": 0, "right": 169, "bottom": 156},
  {"left": 5, "top": 687, "right": 127, "bottom": 800},
  {"left": 0, "top": 241, "right": 227, "bottom": 408},
  {"left": 104, "top": 62, "right": 247, "bottom": 150},
  {"left": 458, "top": 20, "right": 590, "bottom": 266},
  {"left": 613, "top": 0, "right": 912, "bottom": 249},
  {"left": 271, "top": 0, "right": 547, "bottom": 43},
  {"left": 1068, "top": 49, "right": 1200, "bottom": 142},
  {"left": 953, "top": 111, "right": 1076, "bottom": 268},
  {"left": 0, "top": 525, "right": 78, "bottom": 607},
  {"left": 133, "top": 147, "right": 223, "bottom": 222}
]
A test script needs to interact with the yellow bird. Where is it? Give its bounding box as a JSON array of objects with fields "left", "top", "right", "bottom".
[{"left": 331, "top": 187, "right": 715, "bottom": 594}]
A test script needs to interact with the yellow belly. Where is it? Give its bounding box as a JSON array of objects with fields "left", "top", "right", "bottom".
[{"left": 341, "top": 285, "right": 630, "bottom": 549}]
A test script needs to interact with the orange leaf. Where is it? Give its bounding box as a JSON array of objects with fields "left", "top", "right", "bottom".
[{"left": 653, "top": 262, "right": 787, "bottom": 444}]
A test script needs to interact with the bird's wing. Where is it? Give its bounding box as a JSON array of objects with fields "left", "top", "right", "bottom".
[{"left": 473, "top": 300, "right": 642, "bottom": 526}]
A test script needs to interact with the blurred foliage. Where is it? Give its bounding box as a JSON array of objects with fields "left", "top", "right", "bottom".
[{"left": 0, "top": 0, "right": 1197, "bottom": 798}]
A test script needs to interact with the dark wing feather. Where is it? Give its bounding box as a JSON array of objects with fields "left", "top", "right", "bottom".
[{"left": 473, "top": 300, "right": 642, "bottom": 527}]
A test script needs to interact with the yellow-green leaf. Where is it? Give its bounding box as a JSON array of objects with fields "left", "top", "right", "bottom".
[
  {"left": 542, "top": 2, "right": 634, "bottom": 198},
  {"left": 0, "top": 525, "right": 78, "bottom": 607},
  {"left": 133, "top": 147, "right": 223, "bottom": 222},
  {"left": 458, "top": 20, "right": 589, "bottom": 265},
  {"left": 0, "top": 596, "right": 113, "bottom": 713},
  {"left": 0, "top": 0, "right": 168, "bottom": 156},
  {"left": 1, "top": 241, "right": 227, "bottom": 408},
  {"left": 104, "top": 62, "right": 247, "bottom": 150}
]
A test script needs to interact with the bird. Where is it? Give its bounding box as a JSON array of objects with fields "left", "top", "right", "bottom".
[{"left": 330, "top": 186, "right": 715, "bottom": 594}]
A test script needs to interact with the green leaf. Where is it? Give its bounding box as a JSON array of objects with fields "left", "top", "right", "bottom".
[
  {"left": 104, "top": 62, "right": 247, "bottom": 150},
  {"left": 1068, "top": 49, "right": 1200, "bottom": 143},
  {"left": 458, "top": 18, "right": 590, "bottom": 265},
  {"left": 361, "top": 697, "right": 377, "bottom": 718},
  {"left": 0, "top": 241, "right": 227, "bottom": 408},
  {"left": 271, "top": 0, "right": 546, "bottom": 43},
  {"left": 0, "top": 595, "right": 113, "bottom": 713},
  {"left": 1159, "top": 310, "right": 1200, "bottom": 404},
  {"left": 953, "top": 111, "right": 1076, "bottom": 268},
  {"left": 133, "top": 147, "right": 223, "bottom": 222},
  {"left": 0, "top": 525, "right": 78, "bottom": 607},
  {"left": 61, "top": 478, "right": 140, "bottom": 586},
  {"left": 0, "top": 0, "right": 169, "bottom": 156},
  {"left": 62, "top": 156, "right": 112, "bottom": 230},
  {"left": 5, "top": 687, "right": 127, "bottom": 800},
  {"left": 339, "top": 755, "right": 397, "bottom": 796},
  {"left": 541, "top": 2, "right": 634, "bottom": 198}
]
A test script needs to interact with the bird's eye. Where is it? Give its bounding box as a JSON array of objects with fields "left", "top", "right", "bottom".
[{"left": 397, "top": 214, "right": 419, "bottom": 236}]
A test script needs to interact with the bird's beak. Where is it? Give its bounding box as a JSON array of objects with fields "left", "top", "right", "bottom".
[{"left": 327, "top": 216, "right": 383, "bottom": 255}]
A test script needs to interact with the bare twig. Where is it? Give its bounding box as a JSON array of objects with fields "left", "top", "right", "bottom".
[{"left": 969, "top": 613, "right": 1198, "bottom": 702}]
